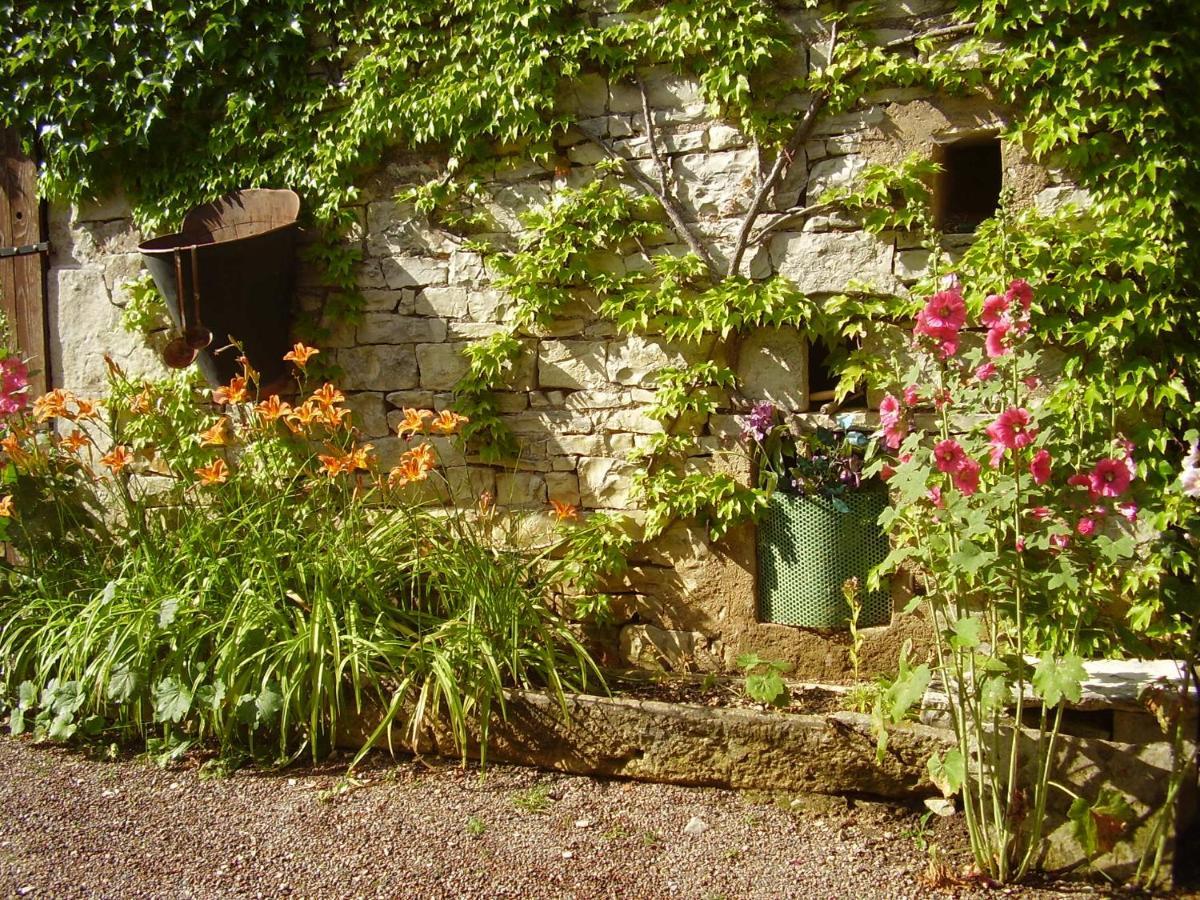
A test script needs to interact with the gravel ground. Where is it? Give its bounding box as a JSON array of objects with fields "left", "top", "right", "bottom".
[{"left": 0, "top": 736, "right": 1130, "bottom": 899}]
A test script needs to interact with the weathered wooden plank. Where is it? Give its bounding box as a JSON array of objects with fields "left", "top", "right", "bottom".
[{"left": 0, "top": 128, "right": 47, "bottom": 394}]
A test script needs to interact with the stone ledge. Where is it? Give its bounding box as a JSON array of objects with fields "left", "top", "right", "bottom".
[{"left": 342, "top": 687, "right": 1194, "bottom": 887}]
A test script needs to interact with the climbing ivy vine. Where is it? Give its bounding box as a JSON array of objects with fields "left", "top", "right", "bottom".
[{"left": 2, "top": 0, "right": 1198, "bottom": 569}]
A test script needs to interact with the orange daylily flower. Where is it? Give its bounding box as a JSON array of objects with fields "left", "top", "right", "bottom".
[
  {"left": 100, "top": 445, "right": 134, "bottom": 474},
  {"left": 395, "top": 408, "right": 432, "bottom": 438},
  {"left": 388, "top": 442, "right": 437, "bottom": 487},
  {"left": 199, "top": 416, "right": 232, "bottom": 447},
  {"left": 283, "top": 343, "right": 320, "bottom": 369},
  {"left": 407, "top": 442, "right": 436, "bottom": 472},
  {"left": 317, "top": 453, "right": 344, "bottom": 477},
  {"left": 256, "top": 395, "right": 292, "bottom": 423},
  {"left": 429, "top": 410, "right": 469, "bottom": 435},
  {"left": 33, "top": 389, "right": 74, "bottom": 422},
  {"left": 129, "top": 388, "right": 153, "bottom": 415},
  {"left": 387, "top": 458, "right": 421, "bottom": 487},
  {"left": 60, "top": 430, "right": 90, "bottom": 453},
  {"left": 344, "top": 444, "right": 374, "bottom": 473},
  {"left": 73, "top": 397, "right": 100, "bottom": 421},
  {"left": 195, "top": 458, "right": 229, "bottom": 486},
  {"left": 322, "top": 405, "right": 352, "bottom": 428},
  {"left": 0, "top": 495, "right": 14, "bottom": 518},
  {"left": 1, "top": 432, "right": 28, "bottom": 464},
  {"left": 318, "top": 443, "right": 377, "bottom": 477},
  {"left": 212, "top": 376, "right": 249, "bottom": 406},
  {"left": 288, "top": 400, "right": 325, "bottom": 431},
  {"left": 310, "top": 383, "right": 344, "bottom": 409},
  {"left": 550, "top": 500, "right": 579, "bottom": 521}
]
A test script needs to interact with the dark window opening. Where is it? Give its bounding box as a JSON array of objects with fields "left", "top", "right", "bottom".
[
  {"left": 934, "top": 136, "right": 1002, "bottom": 234},
  {"left": 808, "top": 340, "right": 865, "bottom": 411}
]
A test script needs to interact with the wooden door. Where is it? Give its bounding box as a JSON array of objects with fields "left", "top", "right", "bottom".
[{"left": 0, "top": 128, "right": 48, "bottom": 395}]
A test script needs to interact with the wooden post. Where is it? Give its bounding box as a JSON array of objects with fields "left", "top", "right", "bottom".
[{"left": 0, "top": 128, "right": 48, "bottom": 395}]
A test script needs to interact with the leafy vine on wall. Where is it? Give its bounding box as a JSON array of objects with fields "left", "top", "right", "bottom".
[{"left": 3, "top": 0, "right": 1198, "bottom": 637}]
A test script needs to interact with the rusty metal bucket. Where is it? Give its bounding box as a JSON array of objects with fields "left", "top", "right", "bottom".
[{"left": 138, "top": 189, "right": 301, "bottom": 386}]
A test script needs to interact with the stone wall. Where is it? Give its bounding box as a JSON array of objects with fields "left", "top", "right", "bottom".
[{"left": 41, "top": 9, "right": 1079, "bottom": 679}]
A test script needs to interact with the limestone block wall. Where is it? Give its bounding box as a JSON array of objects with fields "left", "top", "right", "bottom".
[{"left": 41, "top": 14, "right": 1082, "bottom": 679}]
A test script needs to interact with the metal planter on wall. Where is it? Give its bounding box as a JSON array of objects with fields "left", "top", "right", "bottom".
[
  {"left": 138, "top": 189, "right": 300, "bottom": 387},
  {"left": 756, "top": 485, "right": 892, "bottom": 629}
]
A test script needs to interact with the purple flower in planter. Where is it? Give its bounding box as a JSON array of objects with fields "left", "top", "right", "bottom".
[{"left": 739, "top": 401, "right": 775, "bottom": 443}]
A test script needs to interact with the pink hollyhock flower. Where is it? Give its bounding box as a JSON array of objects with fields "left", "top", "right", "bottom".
[
  {"left": 1089, "top": 457, "right": 1131, "bottom": 498},
  {"left": 1121, "top": 440, "right": 1137, "bottom": 479},
  {"left": 927, "top": 486, "right": 943, "bottom": 508},
  {"left": 913, "top": 311, "right": 960, "bottom": 359},
  {"left": 975, "top": 362, "right": 997, "bottom": 382},
  {"left": 988, "top": 442, "right": 1006, "bottom": 468},
  {"left": 1024, "top": 375, "right": 1041, "bottom": 391},
  {"left": 1050, "top": 533, "right": 1070, "bottom": 551},
  {"left": 1076, "top": 517, "right": 1097, "bottom": 537},
  {"left": 1015, "top": 537, "right": 1026, "bottom": 552},
  {"left": 903, "top": 385, "right": 920, "bottom": 406},
  {"left": 922, "top": 288, "right": 967, "bottom": 330},
  {"left": 981, "top": 293, "right": 1009, "bottom": 327},
  {"left": 985, "top": 322, "right": 1011, "bottom": 358},
  {"left": 952, "top": 458, "right": 981, "bottom": 495},
  {"left": 879, "top": 394, "right": 901, "bottom": 427},
  {"left": 880, "top": 462, "right": 896, "bottom": 481},
  {"left": 1, "top": 357, "right": 29, "bottom": 395},
  {"left": 941, "top": 273, "right": 961, "bottom": 291},
  {"left": 1181, "top": 467, "right": 1200, "bottom": 499},
  {"left": 1006, "top": 279, "right": 1033, "bottom": 313},
  {"left": 1029, "top": 449, "right": 1052, "bottom": 485},
  {"left": 883, "top": 421, "right": 908, "bottom": 450},
  {"left": 933, "top": 439, "right": 968, "bottom": 474},
  {"left": 1067, "top": 473, "right": 1091, "bottom": 489},
  {"left": 1116, "top": 502, "right": 1138, "bottom": 522},
  {"left": 986, "top": 407, "right": 1036, "bottom": 452},
  {"left": 934, "top": 389, "right": 952, "bottom": 410},
  {"left": 1029, "top": 506, "right": 1051, "bottom": 519},
  {"left": 0, "top": 396, "right": 21, "bottom": 416}
]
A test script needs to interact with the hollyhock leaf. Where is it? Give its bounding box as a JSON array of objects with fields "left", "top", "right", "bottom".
[
  {"left": 1032, "top": 651, "right": 1086, "bottom": 707},
  {"left": 927, "top": 748, "right": 965, "bottom": 798},
  {"left": 17, "top": 680, "right": 36, "bottom": 710},
  {"left": 48, "top": 711, "right": 77, "bottom": 742},
  {"left": 950, "top": 540, "right": 995, "bottom": 576},
  {"left": 1069, "top": 789, "right": 1133, "bottom": 858},
  {"left": 158, "top": 597, "right": 179, "bottom": 629},
  {"left": 979, "top": 675, "right": 1009, "bottom": 714},
  {"left": 106, "top": 665, "right": 139, "bottom": 703},
  {"left": 949, "top": 617, "right": 981, "bottom": 650},
  {"left": 154, "top": 677, "right": 193, "bottom": 724},
  {"left": 255, "top": 685, "right": 282, "bottom": 727},
  {"left": 887, "top": 663, "right": 931, "bottom": 723},
  {"left": 8, "top": 706, "right": 24, "bottom": 736}
]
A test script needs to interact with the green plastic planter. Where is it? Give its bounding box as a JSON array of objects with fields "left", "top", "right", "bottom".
[{"left": 756, "top": 486, "right": 892, "bottom": 628}]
